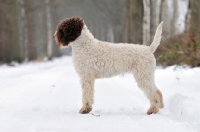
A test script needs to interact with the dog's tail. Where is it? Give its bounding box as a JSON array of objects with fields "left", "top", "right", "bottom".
[{"left": 150, "top": 21, "right": 163, "bottom": 53}]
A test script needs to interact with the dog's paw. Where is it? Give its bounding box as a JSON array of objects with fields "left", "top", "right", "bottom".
[
  {"left": 159, "top": 103, "right": 164, "bottom": 109},
  {"left": 147, "top": 107, "right": 159, "bottom": 115},
  {"left": 79, "top": 107, "right": 92, "bottom": 114}
]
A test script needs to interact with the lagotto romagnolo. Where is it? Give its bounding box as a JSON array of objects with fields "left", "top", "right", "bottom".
[{"left": 54, "top": 17, "right": 164, "bottom": 115}]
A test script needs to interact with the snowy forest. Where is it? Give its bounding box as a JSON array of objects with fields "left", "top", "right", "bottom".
[{"left": 0, "top": 0, "right": 200, "bottom": 67}]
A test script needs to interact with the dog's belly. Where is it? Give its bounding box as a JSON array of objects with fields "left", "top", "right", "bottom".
[
  {"left": 94, "top": 70, "right": 128, "bottom": 78},
  {"left": 89, "top": 60, "right": 132, "bottom": 78}
]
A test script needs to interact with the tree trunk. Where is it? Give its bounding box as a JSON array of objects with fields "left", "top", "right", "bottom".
[
  {"left": 12, "top": 0, "right": 21, "bottom": 62},
  {"left": 125, "top": 0, "right": 133, "bottom": 43},
  {"left": 150, "top": 0, "right": 161, "bottom": 41},
  {"left": 143, "top": 0, "right": 150, "bottom": 45},
  {"left": 161, "top": 0, "right": 172, "bottom": 38},
  {"left": 173, "top": 0, "right": 189, "bottom": 35},
  {"left": 18, "top": 0, "right": 28, "bottom": 62},
  {"left": 45, "top": 0, "right": 53, "bottom": 60},
  {"left": 185, "top": 3, "right": 191, "bottom": 33},
  {"left": 189, "top": 0, "right": 200, "bottom": 33},
  {"left": 131, "top": 0, "right": 143, "bottom": 44},
  {"left": 107, "top": 25, "right": 114, "bottom": 42}
]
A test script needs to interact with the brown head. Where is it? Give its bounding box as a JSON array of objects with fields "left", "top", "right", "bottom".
[{"left": 54, "top": 17, "right": 84, "bottom": 47}]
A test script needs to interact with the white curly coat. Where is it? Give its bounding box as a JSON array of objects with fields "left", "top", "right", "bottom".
[{"left": 65, "top": 22, "right": 163, "bottom": 114}]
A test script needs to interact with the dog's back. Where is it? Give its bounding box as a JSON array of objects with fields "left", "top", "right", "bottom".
[{"left": 73, "top": 39, "right": 155, "bottom": 79}]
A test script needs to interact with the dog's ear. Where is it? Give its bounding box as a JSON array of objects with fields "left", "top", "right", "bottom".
[{"left": 56, "top": 17, "right": 84, "bottom": 46}]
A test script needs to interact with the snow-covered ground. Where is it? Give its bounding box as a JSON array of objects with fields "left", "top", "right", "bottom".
[{"left": 0, "top": 56, "right": 200, "bottom": 132}]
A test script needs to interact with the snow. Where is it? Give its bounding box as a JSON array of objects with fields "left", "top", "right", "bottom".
[{"left": 0, "top": 56, "right": 200, "bottom": 132}]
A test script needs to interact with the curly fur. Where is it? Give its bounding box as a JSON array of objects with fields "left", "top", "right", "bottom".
[
  {"left": 54, "top": 17, "right": 84, "bottom": 46},
  {"left": 54, "top": 17, "right": 164, "bottom": 115}
]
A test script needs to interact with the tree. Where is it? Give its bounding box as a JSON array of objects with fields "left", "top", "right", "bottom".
[
  {"left": 150, "top": 0, "right": 162, "bottom": 41},
  {"left": 0, "top": 0, "right": 21, "bottom": 63},
  {"left": 45, "top": 0, "right": 53, "bottom": 60},
  {"left": 124, "top": 0, "right": 143, "bottom": 44},
  {"left": 143, "top": 0, "right": 150, "bottom": 45},
  {"left": 189, "top": 0, "right": 200, "bottom": 33},
  {"left": 173, "top": 0, "right": 189, "bottom": 35},
  {"left": 125, "top": 0, "right": 133, "bottom": 43},
  {"left": 18, "top": 0, "right": 29, "bottom": 61}
]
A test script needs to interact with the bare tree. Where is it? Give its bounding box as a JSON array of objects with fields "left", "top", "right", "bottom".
[
  {"left": 0, "top": 0, "right": 21, "bottom": 63},
  {"left": 143, "top": 0, "right": 150, "bottom": 45},
  {"left": 189, "top": 0, "right": 200, "bottom": 33},
  {"left": 125, "top": 0, "right": 133, "bottom": 43},
  {"left": 161, "top": 0, "right": 173, "bottom": 38},
  {"left": 173, "top": 0, "right": 189, "bottom": 35},
  {"left": 150, "top": 0, "right": 162, "bottom": 41},
  {"left": 18, "top": 0, "right": 29, "bottom": 61},
  {"left": 45, "top": 0, "right": 53, "bottom": 60}
]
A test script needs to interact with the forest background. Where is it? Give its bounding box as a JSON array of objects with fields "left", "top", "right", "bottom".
[{"left": 0, "top": 0, "right": 199, "bottom": 67}]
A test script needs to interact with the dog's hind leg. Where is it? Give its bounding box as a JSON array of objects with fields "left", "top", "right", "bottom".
[
  {"left": 133, "top": 65, "right": 164, "bottom": 115},
  {"left": 79, "top": 77, "right": 95, "bottom": 114}
]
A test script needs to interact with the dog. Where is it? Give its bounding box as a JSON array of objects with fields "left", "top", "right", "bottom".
[{"left": 54, "top": 17, "right": 164, "bottom": 115}]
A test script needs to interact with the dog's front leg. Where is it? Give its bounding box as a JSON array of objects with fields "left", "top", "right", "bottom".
[{"left": 79, "top": 77, "right": 95, "bottom": 114}]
